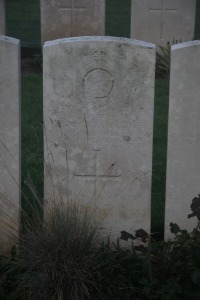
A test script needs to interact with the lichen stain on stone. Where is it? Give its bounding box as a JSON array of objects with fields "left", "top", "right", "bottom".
[
  {"left": 118, "top": 210, "right": 129, "bottom": 220},
  {"left": 97, "top": 207, "right": 110, "bottom": 220}
]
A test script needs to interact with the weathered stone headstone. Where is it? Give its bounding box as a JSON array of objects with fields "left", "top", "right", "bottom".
[
  {"left": 41, "top": 0, "right": 105, "bottom": 43},
  {"left": 43, "top": 36, "right": 156, "bottom": 241},
  {"left": 0, "top": 36, "right": 20, "bottom": 254},
  {"left": 0, "top": 0, "right": 6, "bottom": 35},
  {"left": 165, "top": 41, "right": 200, "bottom": 240},
  {"left": 131, "top": 0, "right": 196, "bottom": 46}
]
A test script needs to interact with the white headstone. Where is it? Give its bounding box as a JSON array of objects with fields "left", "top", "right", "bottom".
[
  {"left": 0, "top": 0, "right": 6, "bottom": 35},
  {"left": 165, "top": 41, "right": 200, "bottom": 240},
  {"left": 43, "top": 36, "right": 156, "bottom": 242},
  {"left": 131, "top": 0, "right": 196, "bottom": 46},
  {"left": 41, "top": 0, "right": 105, "bottom": 43},
  {"left": 0, "top": 36, "right": 20, "bottom": 254}
]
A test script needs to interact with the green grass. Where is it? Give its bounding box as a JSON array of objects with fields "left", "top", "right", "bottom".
[
  {"left": 195, "top": 0, "right": 200, "bottom": 39},
  {"left": 6, "top": 0, "right": 41, "bottom": 45},
  {"left": 151, "top": 79, "right": 169, "bottom": 234},
  {"left": 21, "top": 74, "right": 43, "bottom": 220},
  {"left": 106, "top": 0, "right": 131, "bottom": 37},
  {"left": 19, "top": 199, "right": 101, "bottom": 300},
  {"left": 6, "top": 0, "right": 200, "bottom": 235}
]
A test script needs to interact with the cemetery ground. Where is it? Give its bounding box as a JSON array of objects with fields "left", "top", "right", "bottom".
[{"left": 1, "top": 0, "right": 200, "bottom": 299}]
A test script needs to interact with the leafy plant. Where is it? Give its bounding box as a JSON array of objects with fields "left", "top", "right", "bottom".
[
  {"left": 156, "top": 39, "right": 181, "bottom": 78},
  {"left": 96, "top": 195, "right": 200, "bottom": 300},
  {"left": 95, "top": 239, "right": 145, "bottom": 300},
  {"left": 188, "top": 194, "right": 200, "bottom": 220}
]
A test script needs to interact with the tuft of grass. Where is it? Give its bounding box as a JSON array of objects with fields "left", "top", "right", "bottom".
[{"left": 18, "top": 198, "right": 102, "bottom": 300}]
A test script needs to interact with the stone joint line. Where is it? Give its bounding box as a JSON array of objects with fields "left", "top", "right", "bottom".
[
  {"left": 59, "top": 0, "right": 86, "bottom": 11},
  {"left": 149, "top": 8, "right": 177, "bottom": 12},
  {"left": 59, "top": 7, "right": 86, "bottom": 10},
  {"left": 149, "top": 9, "right": 177, "bottom": 12}
]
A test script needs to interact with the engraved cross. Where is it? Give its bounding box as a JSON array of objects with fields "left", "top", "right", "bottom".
[
  {"left": 73, "top": 149, "right": 121, "bottom": 196},
  {"left": 59, "top": 0, "right": 87, "bottom": 35},
  {"left": 149, "top": 0, "right": 177, "bottom": 40}
]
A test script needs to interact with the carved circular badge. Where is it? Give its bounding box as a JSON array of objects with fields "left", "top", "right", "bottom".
[
  {"left": 83, "top": 68, "right": 114, "bottom": 99},
  {"left": 77, "top": 62, "right": 116, "bottom": 110}
]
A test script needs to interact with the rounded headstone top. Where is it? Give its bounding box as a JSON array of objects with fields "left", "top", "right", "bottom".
[
  {"left": 172, "top": 40, "right": 200, "bottom": 51},
  {"left": 0, "top": 35, "right": 20, "bottom": 45},
  {"left": 44, "top": 36, "right": 156, "bottom": 50}
]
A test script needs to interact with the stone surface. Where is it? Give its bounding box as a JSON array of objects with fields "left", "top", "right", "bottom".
[
  {"left": 0, "top": 0, "right": 6, "bottom": 35},
  {"left": 131, "top": 0, "right": 196, "bottom": 46},
  {"left": 0, "top": 36, "right": 20, "bottom": 254},
  {"left": 41, "top": 0, "right": 105, "bottom": 43},
  {"left": 43, "top": 36, "right": 156, "bottom": 242},
  {"left": 165, "top": 41, "right": 200, "bottom": 240}
]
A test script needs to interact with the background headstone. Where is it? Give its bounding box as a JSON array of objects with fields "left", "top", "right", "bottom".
[
  {"left": 43, "top": 36, "right": 155, "bottom": 242},
  {"left": 131, "top": 0, "right": 196, "bottom": 46},
  {"left": 0, "top": 36, "right": 20, "bottom": 254},
  {"left": 41, "top": 0, "right": 105, "bottom": 43},
  {"left": 0, "top": 0, "right": 6, "bottom": 35},
  {"left": 165, "top": 41, "right": 200, "bottom": 240}
]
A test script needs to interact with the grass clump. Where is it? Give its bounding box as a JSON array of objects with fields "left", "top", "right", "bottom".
[
  {"left": 18, "top": 199, "right": 102, "bottom": 300},
  {"left": 0, "top": 248, "right": 20, "bottom": 300}
]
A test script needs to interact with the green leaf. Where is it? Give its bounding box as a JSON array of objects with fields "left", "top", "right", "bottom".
[
  {"left": 170, "top": 223, "right": 180, "bottom": 235},
  {"left": 191, "top": 270, "right": 200, "bottom": 285}
]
